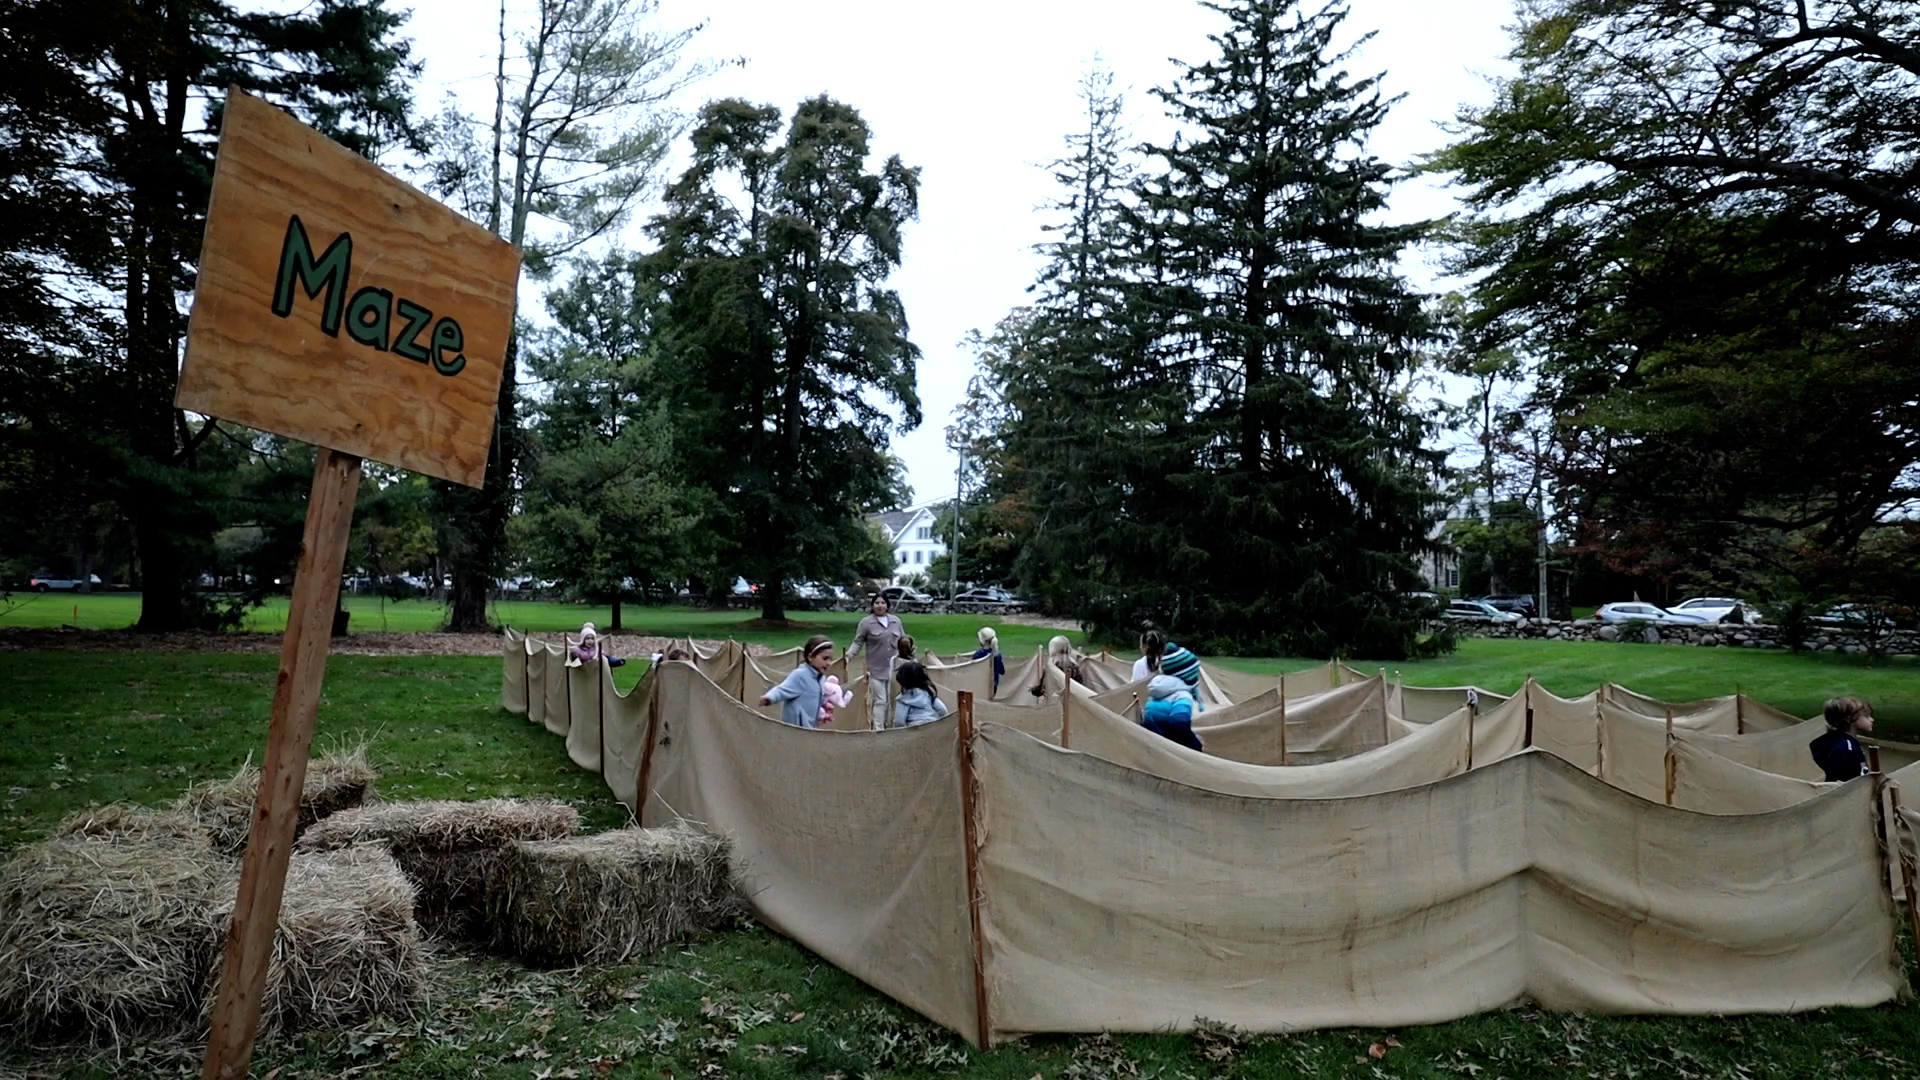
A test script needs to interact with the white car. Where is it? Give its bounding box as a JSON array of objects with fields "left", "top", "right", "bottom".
[
  {"left": 1442, "top": 599, "right": 1523, "bottom": 623},
  {"left": 27, "top": 573, "right": 101, "bottom": 592},
  {"left": 1595, "top": 602, "right": 1708, "bottom": 626},
  {"left": 1671, "top": 597, "right": 1760, "bottom": 624}
]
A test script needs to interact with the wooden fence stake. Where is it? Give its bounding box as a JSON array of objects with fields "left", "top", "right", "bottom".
[
  {"left": 1278, "top": 685, "right": 1289, "bottom": 766},
  {"left": 1594, "top": 698, "right": 1605, "bottom": 777},
  {"left": 1465, "top": 700, "right": 1476, "bottom": 772},
  {"left": 1523, "top": 677, "right": 1535, "bottom": 750},
  {"left": 1663, "top": 707, "right": 1676, "bottom": 806},
  {"left": 203, "top": 448, "right": 362, "bottom": 1080},
  {"left": 1886, "top": 784, "right": 1920, "bottom": 962},
  {"left": 1735, "top": 684, "right": 1745, "bottom": 735},
  {"left": 596, "top": 657, "right": 608, "bottom": 780},
  {"left": 1384, "top": 675, "right": 1396, "bottom": 745},
  {"left": 634, "top": 666, "right": 664, "bottom": 825},
  {"left": 955, "top": 691, "right": 992, "bottom": 1048},
  {"left": 1059, "top": 683, "right": 1072, "bottom": 749}
]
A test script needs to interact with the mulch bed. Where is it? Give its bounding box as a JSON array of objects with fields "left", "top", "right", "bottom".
[{"left": 0, "top": 628, "right": 726, "bottom": 657}]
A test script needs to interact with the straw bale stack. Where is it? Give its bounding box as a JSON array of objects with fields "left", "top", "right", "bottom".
[
  {"left": 49, "top": 803, "right": 213, "bottom": 846},
  {"left": 486, "top": 825, "right": 740, "bottom": 965},
  {"left": 207, "top": 844, "right": 422, "bottom": 1033},
  {"left": 176, "top": 743, "right": 379, "bottom": 854},
  {"left": 0, "top": 827, "right": 224, "bottom": 1040},
  {"left": 296, "top": 798, "right": 579, "bottom": 938}
]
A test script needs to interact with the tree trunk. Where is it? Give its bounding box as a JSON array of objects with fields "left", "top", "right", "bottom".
[
  {"left": 610, "top": 595, "right": 623, "bottom": 631},
  {"left": 443, "top": 333, "right": 518, "bottom": 632},
  {"left": 759, "top": 577, "right": 786, "bottom": 622},
  {"left": 133, "top": 504, "right": 186, "bottom": 631}
]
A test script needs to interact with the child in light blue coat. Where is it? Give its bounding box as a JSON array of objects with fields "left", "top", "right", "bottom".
[
  {"left": 758, "top": 636, "right": 835, "bottom": 728},
  {"left": 891, "top": 662, "right": 949, "bottom": 727}
]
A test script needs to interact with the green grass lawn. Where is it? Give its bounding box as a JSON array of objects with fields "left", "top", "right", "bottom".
[
  {"left": 0, "top": 648, "right": 1916, "bottom": 1077},
  {"left": 0, "top": 594, "right": 1078, "bottom": 657}
]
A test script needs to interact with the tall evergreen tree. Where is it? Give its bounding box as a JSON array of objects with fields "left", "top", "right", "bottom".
[
  {"left": 1108, "top": 0, "right": 1441, "bottom": 656},
  {"left": 425, "top": 0, "right": 704, "bottom": 631},
  {"left": 956, "top": 68, "right": 1145, "bottom": 606},
  {"left": 518, "top": 255, "right": 695, "bottom": 630},
  {"left": 645, "top": 97, "right": 919, "bottom": 621},
  {"left": 2, "top": 0, "right": 425, "bottom": 629},
  {"left": 1430, "top": 0, "right": 1920, "bottom": 607}
]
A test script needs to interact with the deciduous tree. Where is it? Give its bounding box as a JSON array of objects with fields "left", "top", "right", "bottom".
[{"left": 645, "top": 97, "right": 919, "bottom": 622}]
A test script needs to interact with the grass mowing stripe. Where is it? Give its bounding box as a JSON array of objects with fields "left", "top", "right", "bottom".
[{"left": 0, "top": 648, "right": 1914, "bottom": 1078}]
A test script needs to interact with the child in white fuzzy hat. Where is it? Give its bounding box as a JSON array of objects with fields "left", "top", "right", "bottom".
[
  {"left": 969, "top": 626, "right": 1005, "bottom": 693},
  {"left": 566, "top": 621, "right": 626, "bottom": 667}
]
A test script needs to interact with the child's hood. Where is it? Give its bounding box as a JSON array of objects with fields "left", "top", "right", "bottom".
[{"left": 1147, "top": 674, "right": 1191, "bottom": 700}]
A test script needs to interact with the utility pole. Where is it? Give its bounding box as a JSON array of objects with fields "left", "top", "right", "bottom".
[
  {"left": 1532, "top": 429, "right": 1549, "bottom": 619},
  {"left": 949, "top": 448, "right": 963, "bottom": 600}
]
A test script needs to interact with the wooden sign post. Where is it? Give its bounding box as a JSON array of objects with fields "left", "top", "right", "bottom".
[{"left": 182, "top": 88, "right": 520, "bottom": 1080}]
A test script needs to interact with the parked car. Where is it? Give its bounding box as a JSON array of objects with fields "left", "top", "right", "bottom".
[
  {"left": 1404, "top": 591, "right": 1445, "bottom": 615},
  {"left": 1594, "top": 602, "right": 1708, "bottom": 626},
  {"left": 1442, "top": 599, "right": 1523, "bottom": 624},
  {"left": 730, "top": 577, "right": 758, "bottom": 597},
  {"left": 881, "top": 585, "right": 936, "bottom": 605},
  {"left": 1810, "top": 603, "right": 1902, "bottom": 630},
  {"left": 28, "top": 573, "right": 101, "bottom": 592},
  {"left": 1478, "top": 594, "right": 1538, "bottom": 619},
  {"left": 1671, "top": 597, "right": 1761, "bottom": 624},
  {"left": 953, "top": 586, "right": 1015, "bottom": 605}
]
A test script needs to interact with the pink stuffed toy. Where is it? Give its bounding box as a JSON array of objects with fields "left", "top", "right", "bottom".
[{"left": 818, "top": 674, "right": 854, "bottom": 727}]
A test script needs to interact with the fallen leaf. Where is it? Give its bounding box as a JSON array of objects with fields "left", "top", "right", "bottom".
[
  {"left": 789, "top": 1012, "right": 805, "bottom": 1022},
  {"left": 1369, "top": 1043, "right": 1388, "bottom": 1059}
]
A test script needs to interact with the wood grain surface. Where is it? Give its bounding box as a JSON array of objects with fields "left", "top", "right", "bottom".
[{"left": 178, "top": 88, "right": 520, "bottom": 488}]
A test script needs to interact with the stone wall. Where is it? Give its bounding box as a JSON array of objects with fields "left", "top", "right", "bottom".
[{"left": 1450, "top": 618, "right": 1920, "bottom": 657}]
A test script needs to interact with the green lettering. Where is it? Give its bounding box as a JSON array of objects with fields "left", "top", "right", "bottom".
[
  {"left": 430, "top": 317, "right": 466, "bottom": 376},
  {"left": 270, "top": 215, "right": 351, "bottom": 336},
  {"left": 393, "top": 298, "right": 433, "bottom": 362},
  {"left": 346, "top": 287, "right": 392, "bottom": 350}
]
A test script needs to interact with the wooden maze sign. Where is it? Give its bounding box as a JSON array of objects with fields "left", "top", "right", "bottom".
[
  {"left": 181, "top": 88, "right": 519, "bottom": 1080},
  {"left": 179, "top": 88, "right": 519, "bottom": 487}
]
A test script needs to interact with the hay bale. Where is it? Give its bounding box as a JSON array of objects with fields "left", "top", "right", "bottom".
[
  {"left": 177, "top": 742, "right": 379, "bottom": 854},
  {"left": 486, "top": 825, "right": 739, "bottom": 965},
  {"left": 49, "top": 803, "right": 212, "bottom": 846},
  {"left": 206, "top": 844, "right": 422, "bottom": 1034},
  {"left": 296, "top": 798, "right": 579, "bottom": 938},
  {"left": 0, "top": 831, "right": 224, "bottom": 1040}
]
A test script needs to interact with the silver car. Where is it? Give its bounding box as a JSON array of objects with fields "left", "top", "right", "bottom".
[{"left": 1595, "top": 602, "right": 1708, "bottom": 626}]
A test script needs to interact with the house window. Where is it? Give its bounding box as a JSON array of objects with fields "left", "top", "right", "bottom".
[
  {"left": 913, "top": 550, "right": 923, "bottom": 564},
  {"left": 916, "top": 526, "right": 933, "bottom": 540},
  {"left": 899, "top": 551, "right": 908, "bottom": 565}
]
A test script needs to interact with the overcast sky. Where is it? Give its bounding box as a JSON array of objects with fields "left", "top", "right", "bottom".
[{"left": 401, "top": 0, "right": 1519, "bottom": 506}]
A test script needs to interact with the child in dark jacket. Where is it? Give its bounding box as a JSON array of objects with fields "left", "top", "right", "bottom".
[{"left": 1809, "top": 696, "right": 1874, "bottom": 782}]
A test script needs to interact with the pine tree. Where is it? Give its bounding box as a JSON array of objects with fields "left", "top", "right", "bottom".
[
  {"left": 426, "top": 0, "right": 704, "bottom": 631},
  {"left": 645, "top": 97, "right": 919, "bottom": 621},
  {"left": 957, "top": 67, "right": 1148, "bottom": 608},
  {"left": 1106, "top": 0, "right": 1441, "bottom": 656},
  {"left": 65, "top": 0, "right": 423, "bottom": 630},
  {"left": 518, "top": 255, "right": 696, "bottom": 630}
]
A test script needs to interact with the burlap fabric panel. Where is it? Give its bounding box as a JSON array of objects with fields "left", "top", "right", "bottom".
[
  {"left": 641, "top": 663, "right": 979, "bottom": 1040},
  {"left": 541, "top": 643, "right": 571, "bottom": 738},
  {"left": 564, "top": 659, "right": 606, "bottom": 774},
  {"left": 501, "top": 627, "right": 528, "bottom": 714},
  {"left": 971, "top": 729, "right": 1903, "bottom": 1039}
]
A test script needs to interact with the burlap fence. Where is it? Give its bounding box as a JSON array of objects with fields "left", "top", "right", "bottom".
[{"left": 498, "top": 630, "right": 1918, "bottom": 1046}]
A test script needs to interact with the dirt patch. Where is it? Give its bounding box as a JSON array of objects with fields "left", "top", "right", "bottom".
[
  {"left": 0, "top": 628, "right": 748, "bottom": 659},
  {"left": 997, "top": 613, "right": 1083, "bottom": 632},
  {"left": 733, "top": 618, "right": 829, "bottom": 632}
]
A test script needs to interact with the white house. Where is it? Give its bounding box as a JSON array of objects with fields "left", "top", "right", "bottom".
[{"left": 871, "top": 504, "right": 947, "bottom": 582}]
